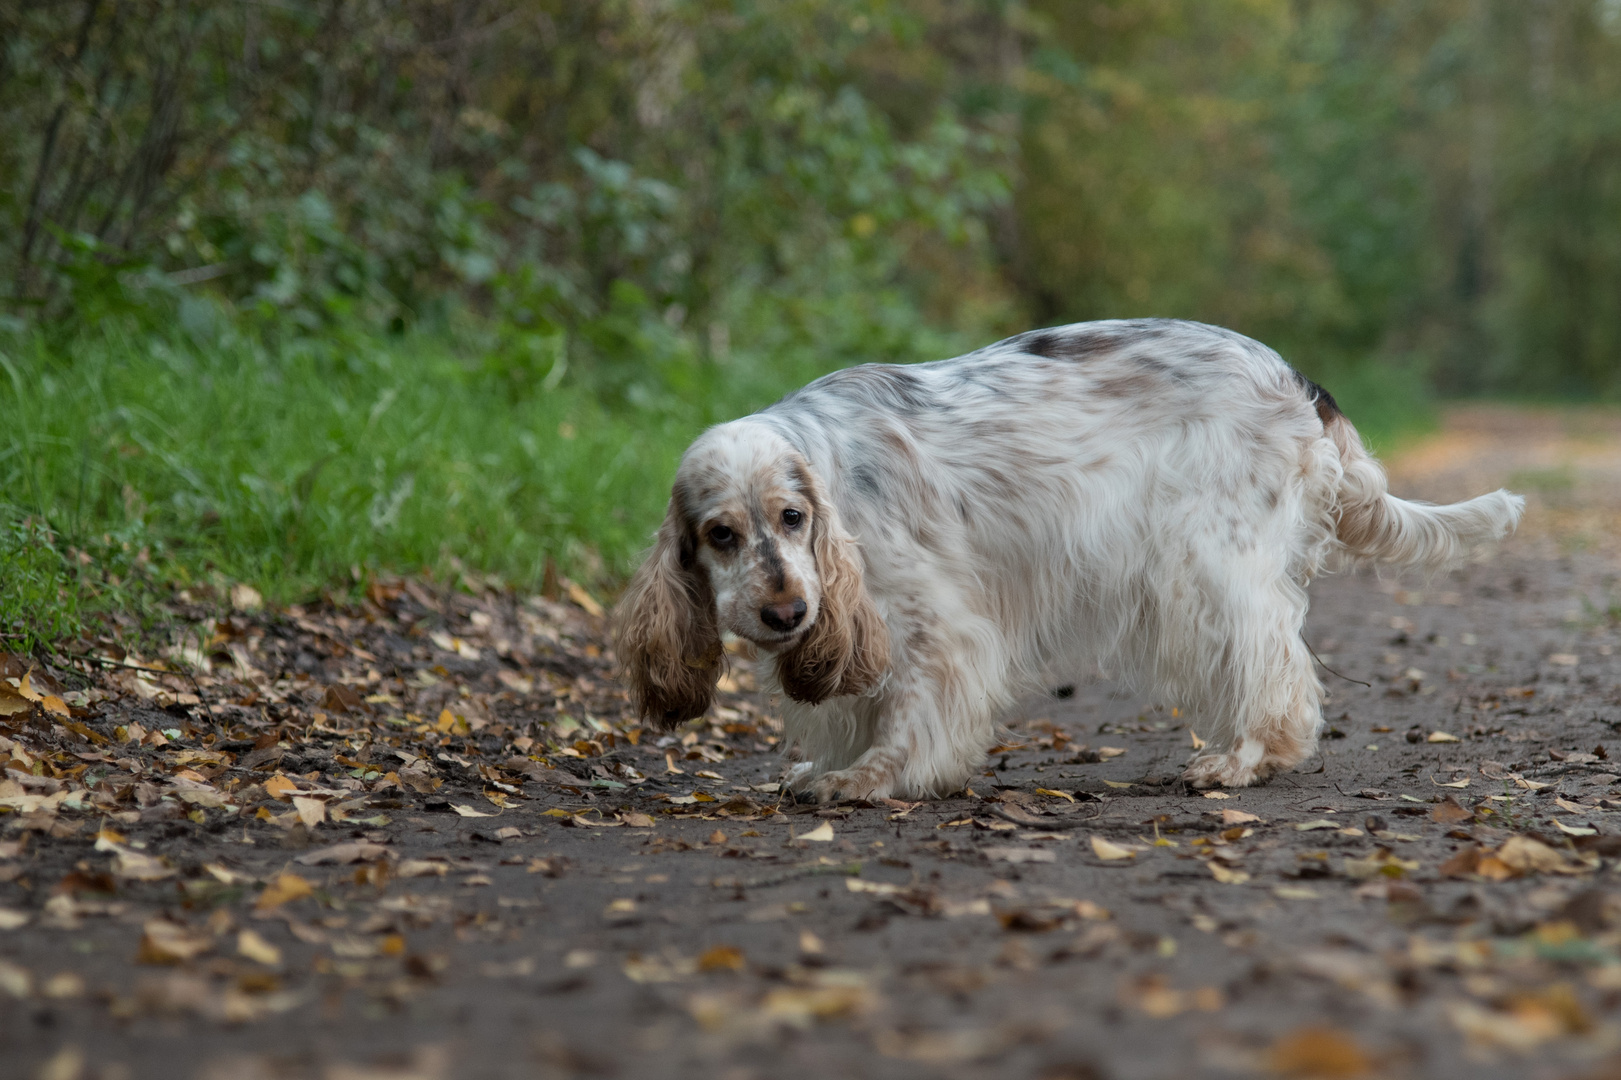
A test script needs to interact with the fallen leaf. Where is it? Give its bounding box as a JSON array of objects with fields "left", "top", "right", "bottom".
[
  {"left": 698, "top": 945, "right": 746, "bottom": 972},
  {"left": 566, "top": 581, "right": 605, "bottom": 617},
  {"left": 1427, "top": 731, "right": 1461, "bottom": 743},
  {"left": 1548, "top": 653, "right": 1579, "bottom": 667},
  {"left": 237, "top": 929, "right": 282, "bottom": 967},
  {"left": 1090, "top": 836, "right": 1135, "bottom": 861},
  {"left": 1295, "top": 819, "right": 1339, "bottom": 832},
  {"left": 795, "top": 822, "right": 835, "bottom": 842},
  {"left": 1208, "top": 863, "right": 1250, "bottom": 884},
  {"left": 397, "top": 860, "right": 448, "bottom": 878},
  {"left": 255, "top": 872, "right": 314, "bottom": 910},
  {"left": 291, "top": 796, "right": 326, "bottom": 828},
  {"left": 294, "top": 841, "right": 389, "bottom": 865},
  {"left": 451, "top": 804, "right": 497, "bottom": 818},
  {"left": 1275, "top": 886, "right": 1320, "bottom": 900},
  {"left": 1430, "top": 797, "right": 1473, "bottom": 824},
  {"left": 1101, "top": 780, "right": 1135, "bottom": 789},
  {"left": 619, "top": 812, "right": 656, "bottom": 828},
  {"left": 1553, "top": 819, "right": 1598, "bottom": 837},
  {"left": 1190, "top": 730, "right": 1206, "bottom": 750},
  {"left": 1097, "top": 747, "right": 1127, "bottom": 759},
  {"left": 0, "top": 909, "right": 32, "bottom": 930},
  {"left": 1267, "top": 1025, "right": 1370, "bottom": 1078},
  {"left": 263, "top": 776, "right": 298, "bottom": 800},
  {"left": 138, "top": 918, "right": 214, "bottom": 964},
  {"left": 1439, "top": 847, "right": 1483, "bottom": 878},
  {"left": 1497, "top": 835, "right": 1583, "bottom": 875},
  {"left": 983, "top": 846, "right": 1057, "bottom": 864},
  {"left": 1201, "top": 791, "right": 1231, "bottom": 800},
  {"left": 1220, "top": 809, "right": 1262, "bottom": 825},
  {"left": 110, "top": 846, "right": 174, "bottom": 882},
  {"left": 1035, "top": 788, "right": 1075, "bottom": 802}
]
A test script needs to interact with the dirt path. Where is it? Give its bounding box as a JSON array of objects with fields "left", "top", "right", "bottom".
[{"left": 5, "top": 408, "right": 1621, "bottom": 1080}]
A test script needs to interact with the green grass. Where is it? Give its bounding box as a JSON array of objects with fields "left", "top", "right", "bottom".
[{"left": 0, "top": 312, "right": 1437, "bottom": 653}]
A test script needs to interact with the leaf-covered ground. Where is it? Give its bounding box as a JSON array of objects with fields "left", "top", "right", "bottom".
[{"left": 6, "top": 407, "right": 1621, "bottom": 1080}]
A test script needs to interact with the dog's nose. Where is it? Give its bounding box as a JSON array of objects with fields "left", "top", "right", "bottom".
[{"left": 760, "top": 598, "right": 807, "bottom": 632}]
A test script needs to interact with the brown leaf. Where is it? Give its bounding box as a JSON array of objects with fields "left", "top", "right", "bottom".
[
  {"left": 1267, "top": 1025, "right": 1370, "bottom": 1078},
  {"left": 697, "top": 945, "right": 746, "bottom": 972},
  {"left": 1438, "top": 846, "right": 1483, "bottom": 878},
  {"left": 1429, "top": 796, "right": 1472, "bottom": 825},
  {"left": 254, "top": 872, "right": 313, "bottom": 910}
]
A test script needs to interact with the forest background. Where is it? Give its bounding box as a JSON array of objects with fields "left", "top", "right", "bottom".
[{"left": 2, "top": 0, "right": 1619, "bottom": 648}]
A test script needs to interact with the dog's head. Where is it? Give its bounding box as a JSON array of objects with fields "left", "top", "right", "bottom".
[{"left": 613, "top": 421, "right": 889, "bottom": 726}]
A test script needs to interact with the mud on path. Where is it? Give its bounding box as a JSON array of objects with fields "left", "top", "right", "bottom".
[{"left": 5, "top": 407, "right": 1621, "bottom": 1080}]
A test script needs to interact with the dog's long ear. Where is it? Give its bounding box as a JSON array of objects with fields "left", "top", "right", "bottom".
[
  {"left": 613, "top": 495, "right": 722, "bottom": 727},
  {"left": 777, "top": 463, "right": 889, "bottom": 705}
]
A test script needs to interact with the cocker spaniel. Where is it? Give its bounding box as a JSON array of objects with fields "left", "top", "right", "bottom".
[{"left": 614, "top": 319, "right": 1523, "bottom": 800}]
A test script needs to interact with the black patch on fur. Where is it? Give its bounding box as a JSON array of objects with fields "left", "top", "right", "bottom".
[
  {"left": 850, "top": 463, "right": 882, "bottom": 499},
  {"left": 1292, "top": 370, "right": 1342, "bottom": 424},
  {"left": 1013, "top": 327, "right": 1134, "bottom": 362}
]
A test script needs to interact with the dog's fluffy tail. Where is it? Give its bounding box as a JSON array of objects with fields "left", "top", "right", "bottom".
[{"left": 1326, "top": 413, "right": 1523, "bottom": 569}]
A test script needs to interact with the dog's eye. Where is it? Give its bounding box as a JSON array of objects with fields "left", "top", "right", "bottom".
[
  {"left": 709, "top": 525, "right": 735, "bottom": 547},
  {"left": 782, "top": 508, "right": 803, "bottom": 529}
]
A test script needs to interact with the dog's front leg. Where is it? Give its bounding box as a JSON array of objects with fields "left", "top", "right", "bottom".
[{"left": 806, "top": 676, "right": 987, "bottom": 803}]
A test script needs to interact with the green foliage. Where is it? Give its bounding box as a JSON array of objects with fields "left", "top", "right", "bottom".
[{"left": 23, "top": 0, "right": 1621, "bottom": 646}]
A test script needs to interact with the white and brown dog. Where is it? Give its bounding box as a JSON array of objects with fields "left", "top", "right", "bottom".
[{"left": 614, "top": 319, "right": 1522, "bottom": 801}]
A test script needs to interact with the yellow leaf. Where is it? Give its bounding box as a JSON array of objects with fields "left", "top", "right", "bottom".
[
  {"left": 263, "top": 775, "right": 298, "bottom": 800},
  {"left": 255, "top": 872, "right": 314, "bottom": 910},
  {"left": 796, "top": 821, "right": 835, "bottom": 842},
  {"left": 1555, "top": 796, "right": 1587, "bottom": 814},
  {"left": 619, "top": 812, "right": 655, "bottom": 828},
  {"left": 1201, "top": 791, "right": 1231, "bottom": 800},
  {"left": 1035, "top": 788, "right": 1075, "bottom": 802},
  {"left": 435, "top": 709, "right": 457, "bottom": 733},
  {"left": 697, "top": 945, "right": 746, "bottom": 972},
  {"left": 237, "top": 929, "right": 282, "bottom": 967},
  {"left": 1274, "top": 886, "right": 1319, "bottom": 900},
  {"left": 1189, "top": 730, "right": 1206, "bottom": 750},
  {"left": 14, "top": 672, "right": 41, "bottom": 703},
  {"left": 451, "top": 804, "right": 496, "bottom": 817},
  {"left": 1553, "top": 819, "right": 1598, "bottom": 838},
  {"left": 1427, "top": 731, "right": 1461, "bottom": 743},
  {"left": 1091, "top": 836, "right": 1136, "bottom": 860},
  {"left": 1209, "top": 863, "right": 1250, "bottom": 884},
  {"left": 566, "top": 581, "right": 605, "bottom": 617},
  {"left": 1102, "top": 780, "right": 1134, "bottom": 789},
  {"left": 40, "top": 695, "right": 70, "bottom": 718}
]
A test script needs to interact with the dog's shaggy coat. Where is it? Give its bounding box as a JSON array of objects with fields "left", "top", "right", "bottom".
[{"left": 615, "top": 319, "right": 1523, "bottom": 800}]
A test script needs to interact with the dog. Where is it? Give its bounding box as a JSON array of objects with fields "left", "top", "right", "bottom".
[{"left": 614, "top": 319, "right": 1523, "bottom": 800}]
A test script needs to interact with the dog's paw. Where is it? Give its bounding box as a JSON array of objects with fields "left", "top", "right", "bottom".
[
  {"left": 1181, "top": 753, "right": 1277, "bottom": 789},
  {"left": 808, "top": 767, "right": 894, "bottom": 804}
]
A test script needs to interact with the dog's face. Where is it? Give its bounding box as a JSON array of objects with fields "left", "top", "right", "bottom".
[
  {"left": 614, "top": 421, "right": 890, "bottom": 726},
  {"left": 679, "top": 428, "right": 822, "bottom": 649}
]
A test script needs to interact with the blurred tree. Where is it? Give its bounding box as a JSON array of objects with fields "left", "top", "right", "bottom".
[{"left": 4, "top": 0, "right": 1621, "bottom": 398}]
